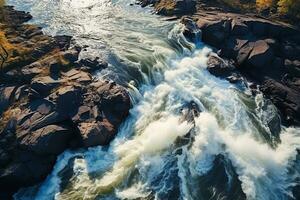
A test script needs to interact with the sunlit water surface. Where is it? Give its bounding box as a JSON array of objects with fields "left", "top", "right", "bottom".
[{"left": 7, "top": 0, "right": 300, "bottom": 199}]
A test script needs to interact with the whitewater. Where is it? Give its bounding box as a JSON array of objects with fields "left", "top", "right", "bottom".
[{"left": 8, "top": 0, "right": 300, "bottom": 199}]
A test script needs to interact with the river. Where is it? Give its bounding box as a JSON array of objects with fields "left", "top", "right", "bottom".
[{"left": 7, "top": 0, "right": 300, "bottom": 199}]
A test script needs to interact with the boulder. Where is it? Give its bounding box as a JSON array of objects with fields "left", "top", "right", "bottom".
[
  {"left": 79, "top": 58, "right": 108, "bottom": 73},
  {"left": 231, "top": 19, "right": 249, "bottom": 36},
  {"left": 0, "top": 6, "right": 132, "bottom": 198},
  {"left": 207, "top": 54, "right": 235, "bottom": 77},
  {"left": 31, "top": 76, "right": 61, "bottom": 96},
  {"left": 95, "top": 81, "right": 131, "bottom": 125},
  {"left": 198, "top": 19, "right": 231, "bottom": 47},
  {"left": 19, "top": 124, "right": 73, "bottom": 155},
  {"left": 0, "top": 151, "right": 55, "bottom": 198},
  {"left": 62, "top": 69, "right": 92, "bottom": 84},
  {"left": 181, "top": 17, "right": 202, "bottom": 43},
  {"left": 261, "top": 79, "right": 300, "bottom": 125},
  {"left": 247, "top": 40, "right": 274, "bottom": 68},
  {"left": 236, "top": 42, "right": 254, "bottom": 66},
  {"left": 285, "top": 60, "right": 300, "bottom": 77},
  {"left": 51, "top": 85, "right": 83, "bottom": 116},
  {"left": 78, "top": 120, "right": 115, "bottom": 147},
  {"left": 0, "top": 86, "right": 16, "bottom": 114}
]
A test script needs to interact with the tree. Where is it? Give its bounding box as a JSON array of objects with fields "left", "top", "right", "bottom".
[
  {"left": 277, "top": 0, "right": 300, "bottom": 17},
  {"left": 256, "top": 0, "right": 276, "bottom": 10}
]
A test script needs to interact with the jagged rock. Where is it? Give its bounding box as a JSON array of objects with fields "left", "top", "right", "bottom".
[
  {"left": 180, "top": 101, "right": 201, "bottom": 123},
  {"left": 236, "top": 42, "right": 254, "bottom": 66},
  {"left": 198, "top": 19, "right": 231, "bottom": 47},
  {"left": 79, "top": 58, "right": 108, "bottom": 73},
  {"left": 62, "top": 69, "right": 92, "bottom": 83},
  {"left": 19, "top": 125, "right": 73, "bottom": 155},
  {"left": 31, "top": 76, "right": 61, "bottom": 96},
  {"left": 247, "top": 40, "right": 274, "bottom": 68},
  {"left": 181, "top": 17, "right": 202, "bottom": 42},
  {"left": 231, "top": 19, "right": 249, "bottom": 36},
  {"left": 261, "top": 79, "right": 300, "bottom": 125},
  {"left": 0, "top": 6, "right": 131, "bottom": 198},
  {"left": 78, "top": 120, "right": 115, "bottom": 147},
  {"left": 0, "top": 86, "right": 16, "bottom": 115},
  {"left": 207, "top": 54, "right": 235, "bottom": 77},
  {"left": 285, "top": 60, "right": 300, "bottom": 77}
]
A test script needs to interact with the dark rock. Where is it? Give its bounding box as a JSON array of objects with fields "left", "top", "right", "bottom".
[
  {"left": 231, "top": 19, "right": 249, "bottom": 36},
  {"left": 236, "top": 42, "right": 254, "bottom": 66},
  {"left": 78, "top": 120, "right": 115, "bottom": 147},
  {"left": 95, "top": 81, "right": 131, "bottom": 125},
  {"left": 62, "top": 69, "right": 92, "bottom": 84},
  {"left": 54, "top": 35, "right": 72, "bottom": 50},
  {"left": 0, "top": 86, "right": 16, "bottom": 115},
  {"left": 261, "top": 79, "right": 300, "bottom": 125},
  {"left": 199, "top": 19, "right": 231, "bottom": 47},
  {"left": 247, "top": 40, "right": 274, "bottom": 68},
  {"left": 19, "top": 124, "right": 73, "bottom": 155},
  {"left": 207, "top": 54, "right": 235, "bottom": 77},
  {"left": 79, "top": 58, "right": 108, "bottom": 73},
  {"left": 180, "top": 101, "right": 201, "bottom": 123},
  {"left": 280, "top": 41, "right": 300, "bottom": 61},
  {"left": 284, "top": 60, "right": 300, "bottom": 77},
  {"left": 31, "top": 76, "right": 61, "bottom": 96},
  {"left": 198, "top": 155, "right": 246, "bottom": 200},
  {"left": 226, "top": 73, "right": 242, "bottom": 83},
  {"left": 181, "top": 17, "right": 202, "bottom": 43},
  {"left": 52, "top": 85, "right": 83, "bottom": 116}
]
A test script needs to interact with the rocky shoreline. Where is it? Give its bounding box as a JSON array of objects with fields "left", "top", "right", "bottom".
[
  {"left": 0, "top": 6, "right": 130, "bottom": 198},
  {"left": 139, "top": 0, "right": 300, "bottom": 127}
]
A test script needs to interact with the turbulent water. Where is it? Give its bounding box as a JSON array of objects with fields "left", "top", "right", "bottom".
[{"left": 8, "top": 0, "right": 300, "bottom": 200}]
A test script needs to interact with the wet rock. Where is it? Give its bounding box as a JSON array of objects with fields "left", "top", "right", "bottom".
[
  {"left": 261, "top": 79, "right": 300, "bottom": 125},
  {"left": 180, "top": 101, "right": 201, "bottom": 123},
  {"left": 207, "top": 54, "right": 235, "bottom": 77},
  {"left": 198, "top": 155, "right": 246, "bottom": 200},
  {"left": 95, "top": 81, "right": 131, "bottom": 125},
  {"left": 0, "top": 6, "right": 131, "bottom": 197},
  {"left": 0, "top": 152, "right": 55, "bottom": 198},
  {"left": 193, "top": 11, "right": 300, "bottom": 125},
  {"left": 79, "top": 58, "right": 108, "bottom": 73},
  {"left": 226, "top": 73, "right": 242, "bottom": 83},
  {"left": 181, "top": 17, "right": 202, "bottom": 42}
]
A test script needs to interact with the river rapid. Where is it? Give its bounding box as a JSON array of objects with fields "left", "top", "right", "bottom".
[{"left": 7, "top": 0, "right": 300, "bottom": 199}]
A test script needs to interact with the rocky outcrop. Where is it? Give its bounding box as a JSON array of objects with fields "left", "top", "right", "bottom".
[
  {"left": 193, "top": 11, "right": 300, "bottom": 125},
  {"left": 0, "top": 6, "right": 130, "bottom": 198},
  {"left": 138, "top": 0, "right": 196, "bottom": 16}
]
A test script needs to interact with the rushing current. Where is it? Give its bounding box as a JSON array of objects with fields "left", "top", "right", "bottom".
[{"left": 7, "top": 0, "right": 300, "bottom": 199}]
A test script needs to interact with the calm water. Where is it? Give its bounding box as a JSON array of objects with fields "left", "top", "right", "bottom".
[{"left": 8, "top": 0, "right": 300, "bottom": 199}]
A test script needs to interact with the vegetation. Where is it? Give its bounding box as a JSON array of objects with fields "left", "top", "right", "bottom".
[
  {"left": 256, "top": 0, "right": 300, "bottom": 20},
  {"left": 0, "top": 0, "right": 4, "bottom": 8},
  {"left": 214, "top": 0, "right": 300, "bottom": 23}
]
